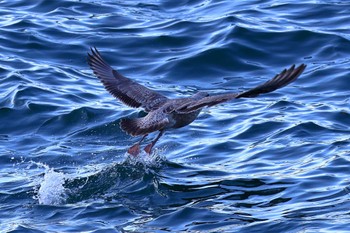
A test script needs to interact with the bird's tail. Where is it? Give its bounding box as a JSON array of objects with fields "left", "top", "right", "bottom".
[{"left": 120, "top": 118, "right": 144, "bottom": 136}]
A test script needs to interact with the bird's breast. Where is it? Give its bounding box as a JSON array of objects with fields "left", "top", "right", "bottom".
[{"left": 169, "top": 110, "right": 201, "bottom": 129}]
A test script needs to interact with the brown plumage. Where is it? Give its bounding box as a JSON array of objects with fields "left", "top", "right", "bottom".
[{"left": 88, "top": 47, "right": 306, "bottom": 155}]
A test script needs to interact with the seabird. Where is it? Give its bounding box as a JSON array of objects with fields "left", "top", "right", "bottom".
[{"left": 88, "top": 47, "right": 306, "bottom": 156}]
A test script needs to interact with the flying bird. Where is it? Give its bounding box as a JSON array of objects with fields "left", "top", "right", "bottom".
[{"left": 88, "top": 47, "right": 306, "bottom": 156}]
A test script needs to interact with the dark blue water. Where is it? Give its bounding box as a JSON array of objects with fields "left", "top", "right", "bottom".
[{"left": 1, "top": 1, "right": 350, "bottom": 232}]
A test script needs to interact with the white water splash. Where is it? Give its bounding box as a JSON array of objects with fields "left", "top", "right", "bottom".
[
  {"left": 37, "top": 166, "right": 67, "bottom": 205},
  {"left": 125, "top": 147, "right": 167, "bottom": 168}
]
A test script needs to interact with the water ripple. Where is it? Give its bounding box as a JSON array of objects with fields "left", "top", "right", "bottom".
[{"left": 1, "top": 0, "right": 350, "bottom": 232}]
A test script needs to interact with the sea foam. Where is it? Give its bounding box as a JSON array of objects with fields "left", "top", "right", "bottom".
[{"left": 37, "top": 166, "right": 67, "bottom": 205}]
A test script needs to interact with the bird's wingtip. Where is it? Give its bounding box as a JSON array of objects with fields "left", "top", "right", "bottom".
[{"left": 88, "top": 46, "right": 99, "bottom": 55}]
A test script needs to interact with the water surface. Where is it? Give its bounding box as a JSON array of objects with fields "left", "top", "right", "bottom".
[{"left": 1, "top": 1, "right": 350, "bottom": 232}]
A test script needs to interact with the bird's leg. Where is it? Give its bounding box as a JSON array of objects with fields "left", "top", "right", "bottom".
[
  {"left": 128, "top": 134, "right": 148, "bottom": 156},
  {"left": 144, "top": 130, "right": 165, "bottom": 154}
]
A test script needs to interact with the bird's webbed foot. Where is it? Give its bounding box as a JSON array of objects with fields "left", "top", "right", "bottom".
[
  {"left": 127, "top": 134, "right": 148, "bottom": 156},
  {"left": 144, "top": 143, "right": 154, "bottom": 154},
  {"left": 128, "top": 143, "right": 141, "bottom": 156},
  {"left": 143, "top": 130, "right": 165, "bottom": 155}
]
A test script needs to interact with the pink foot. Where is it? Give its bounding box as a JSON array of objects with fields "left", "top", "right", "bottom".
[
  {"left": 128, "top": 144, "right": 140, "bottom": 156},
  {"left": 144, "top": 143, "right": 154, "bottom": 155}
]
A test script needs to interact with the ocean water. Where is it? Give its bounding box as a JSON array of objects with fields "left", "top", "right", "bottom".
[{"left": 1, "top": 0, "right": 350, "bottom": 232}]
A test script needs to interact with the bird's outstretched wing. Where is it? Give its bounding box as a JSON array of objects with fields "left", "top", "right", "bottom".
[
  {"left": 176, "top": 64, "right": 306, "bottom": 113},
  {"left": 88, "top": 47, "right": 168, "bottom": 112},
  {"left": 235, "top": 64, "right": 306, "bottom": 98}
]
